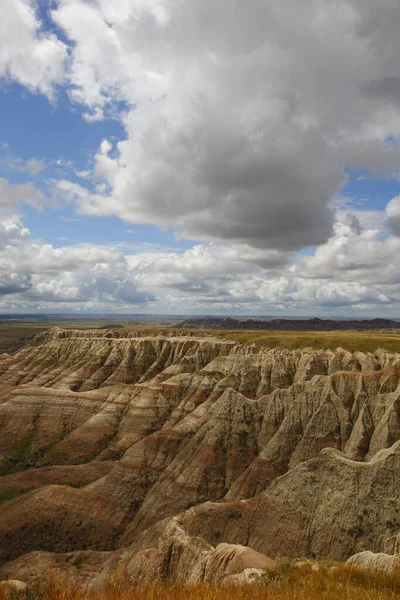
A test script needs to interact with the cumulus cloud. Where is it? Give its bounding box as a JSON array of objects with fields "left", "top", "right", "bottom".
[
  {"left": 120, "top": 216, "right": 400, "bottom": 313},
  {"left": 27, "top": 263, "right": 153, "bottom": 305},
  {"left": 4, "top": 1, "right": 400, "bottom": 255},
  {"left": 42, "top": 0, "right": 400, "bottom": 254},
  {"left": 3, "top": 1, "right": 400, "bottom": 314},
  {"left": 0, "top": 217, "right": 30, "bottom": 248},
  {"left": 0, "top": 211, "right": 399, "bottom": 314},
  {"left": 0, "top": 273, "right": 32, "bottom": 297},
  {"left": 296, "top": 222, "right": 400, "bottom": 284},
  {"left": 0, "top": 0, "right": 67, "bottom": 98},
  {"left": 0, "top": 217, "right": 154, "bottom": 307}
]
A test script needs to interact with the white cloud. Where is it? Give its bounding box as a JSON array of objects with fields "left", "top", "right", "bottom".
[
  {"left": 0, "top": 216, "right": 154, "bottom": 306},
  {"left": 296, "top": 222, "right": 400, "bottom": 285},
  {"left": 0, "top": 0, "right": 67, "bottom": 98},
  {"left": 52, "top": 180, "right": 116, "bottom": 217},
  {"left": 4, "top": 1, "right": 400, "bottom": 255},
  {"left": 122, "top": 215, "right": 400, "bottom": 313},
  {"left": 0, "top": 216, "right": 30, "bottom": 248},
  {"left": 27, "top": 263, "right": 152, "bottom": 305},
  {"left": 0, "top": 212, "right": 400, "bottom": 314},
  {"left": 0, "top": 177, "right": 46, "bottom": 211},
  {"left": 82, "top": 106, "right": 104, "bottom": 122},
  {"left": 3, "top": 2, "right": 400, "bottom": 314},
  {"left": 43, "top": 0, "right": 400, "bottom": 253}
]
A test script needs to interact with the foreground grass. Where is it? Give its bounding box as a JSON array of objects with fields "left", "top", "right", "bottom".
[{"left": 2, "top": 564, "right": 400, "bottom": 600}]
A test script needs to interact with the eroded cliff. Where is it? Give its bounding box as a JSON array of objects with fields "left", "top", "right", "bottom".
[{"left": 0, "top": 328, "right": 399, "bottom": 585}]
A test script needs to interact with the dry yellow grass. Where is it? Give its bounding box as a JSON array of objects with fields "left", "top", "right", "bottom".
[
  {"left": 1, "top": 321, "right": 399, "bottom": 355},
  {"left": 127, "top": 325, "right": 400, "bottom": 353},
  {"left": 2, "top": 564, "right": 400, "bottom": 600},
  {"left": 213, "top": 329, "right": 400, "bottom": 353}
]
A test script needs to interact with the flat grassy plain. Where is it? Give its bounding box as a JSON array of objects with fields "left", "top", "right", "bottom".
[
  {"left": 0, "top": 319, "right": 123, "bottom": 354},
  {"left": 2, "top": 563, "right": 400, "bottom": 600},
  {"left": 1, "top": 320, "right": 400, "bottom": 354},
  {"left": 211, "top": 329, "right": 400, "bottom": 353},
  {"left": 129, "top": 325, "right": 400, "bottom": 353}
]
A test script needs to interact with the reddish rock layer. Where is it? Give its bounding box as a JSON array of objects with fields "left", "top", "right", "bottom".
[{"left": 0, "top": 329, "right": 399, "bottom": 584}]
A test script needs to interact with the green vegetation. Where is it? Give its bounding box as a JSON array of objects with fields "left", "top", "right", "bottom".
[
  {"left": 0, "top": 439, "right": 62, "bottom": 477},
  {"left": 0, "top": 487, "right": 26, "bottom": 504}
]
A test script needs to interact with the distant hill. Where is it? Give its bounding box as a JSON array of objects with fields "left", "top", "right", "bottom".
[{"left": 176, "top": 316, "right": 400, "bottom": 331}]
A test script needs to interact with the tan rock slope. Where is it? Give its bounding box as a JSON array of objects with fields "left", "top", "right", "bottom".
[{"left": 0, "top": 328, "right": 399, "bottom": 585}]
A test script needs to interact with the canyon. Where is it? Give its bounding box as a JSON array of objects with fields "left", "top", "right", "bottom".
[{"left": 0, "top": 327, "right": 399, "bottom": 586}]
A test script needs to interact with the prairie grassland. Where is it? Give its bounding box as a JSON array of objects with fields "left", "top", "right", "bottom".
[
  {"left": 1, "top": 321, "right": 400, "bottom": 355},
  {"left": 2, "top": 564, "right": 400, "bottom": 600},
  {"left": 0, "top": 320, "right": 122, "bottom": 353},
  {"left": 128, "top": 325, "right": 400, "bottom": 353},
  {"left": 212, "top": 329, "right": 400, "bottom": 353}
]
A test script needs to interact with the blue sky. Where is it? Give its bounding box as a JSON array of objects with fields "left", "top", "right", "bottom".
[
  {"left": 0, "top": 82, "right": 193, "bottom": 252},
  {"left": 1, "top": 0, "right": 400, "bottom": 316}
]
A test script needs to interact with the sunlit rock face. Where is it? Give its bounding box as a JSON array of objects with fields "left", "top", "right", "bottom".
[{"left": 0, "top": 328, "right": 399, "bottom": 585}]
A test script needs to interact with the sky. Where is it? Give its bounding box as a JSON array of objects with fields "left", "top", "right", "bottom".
[{"left": 1, "top": 1, "right": 400, "bottom": 316}]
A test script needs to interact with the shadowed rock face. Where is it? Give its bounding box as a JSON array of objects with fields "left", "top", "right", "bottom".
[{"left": 0, "top": 328, "right": 399, "bottom": 585}]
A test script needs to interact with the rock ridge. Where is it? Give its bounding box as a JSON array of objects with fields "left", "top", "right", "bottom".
[{"left": 0, "top": 328, "right": 399, "bottom": 584}]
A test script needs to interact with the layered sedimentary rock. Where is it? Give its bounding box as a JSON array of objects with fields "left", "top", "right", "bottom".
[
  {"left": 0, "top": 328, "right": 399, "bottom": 585},
  {"left": 346, "top": 550, "right": 400, "bottom": 573},
  {"left": 0, "top": 519, "right": 275, "bottom": 588}
]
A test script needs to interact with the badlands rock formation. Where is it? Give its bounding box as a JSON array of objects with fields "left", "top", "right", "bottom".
[
  {"left": 346, "top": 550, "right": 400, "bottom": 573},
  {"left": 0, "top": 327, "right": 399, "bottom": 585}
]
